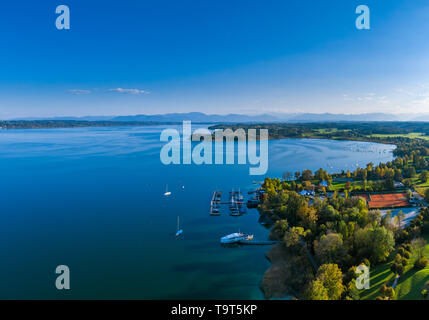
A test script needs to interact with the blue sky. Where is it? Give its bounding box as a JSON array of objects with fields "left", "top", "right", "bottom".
[{"left": 1, "top": 0, "right": 429, "bottom": 118}]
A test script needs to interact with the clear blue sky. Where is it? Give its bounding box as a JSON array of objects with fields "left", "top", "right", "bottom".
[{"left": 1, "top": 0, "right": 429, "bottom": 118}]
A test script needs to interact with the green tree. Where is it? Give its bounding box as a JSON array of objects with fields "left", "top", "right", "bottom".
[
  {"left": 391, "top": 262, "right": 405, "bottom": 276},
  {"left": 425, "top": 189, "right": 429, "bottom": 203},
  {"left": 314, "top": 233, "right": 348, "bottom": 266},
  {"left": 420, "top": 171, "right": 429, "bottom": 183},
  {"left": 394, "top": 211, "right": 406, "bottom": 230},
  {"left": 302, "top": 169, "right": 313, "bottom": 181},
  {"left": 284, "top": 227, "right": 307, "bottom": 247},
  {"left": 354, "top": 226, "right": 395, "bottom": 263},
  {"left": 404, "top": 166, "right": 416, "bottom": 179},
  {"left": 411, "top": 238, "right": 427, "bottom": 261},
  {"left": 315, "top": 264, "right": 344, "bottom": 300},
  {"left": 270, "top": 219, "right": 289, "bottom": 240},
  {"left": 304, "top": 279, "right": 329, "bottom": 300}
]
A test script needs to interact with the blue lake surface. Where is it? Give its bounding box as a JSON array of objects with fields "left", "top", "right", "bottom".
[{"left": 0, "top": 125, "right": 395, "bottom": 299}]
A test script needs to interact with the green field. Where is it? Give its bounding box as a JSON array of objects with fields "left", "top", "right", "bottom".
[
  {"left": 410, "top": 176, "right": 429, "bottom": 196},
  {"left": 361, "top": 234, "right": 429, "bottom": 300},
  {"left": 395, "top": 234, "right": 429, "bottom": 299},
  {"left": 330, "top": 180, "right": 346, "bottom": 190},
  {"left": 315, "top": 128, "right": 351, "bottom": 134},
  {"left": 360, "top": 258, "right": 396, "bottom": 300},
  {"left": 330, "top": 180, "right": 365, "bottom": 191},
  {"left": 369, "top": 132, "right": 429, "bottom": 141}
]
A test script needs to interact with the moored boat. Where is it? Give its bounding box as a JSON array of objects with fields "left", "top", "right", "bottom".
[
  {"left": 220, "top": 232, "right": 254, "bottom": 244},
  {"left": 175, "top": 216, "right": 183, "bottom": 237}
]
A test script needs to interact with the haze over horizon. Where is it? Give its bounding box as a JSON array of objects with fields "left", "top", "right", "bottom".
[
  {"left": 1, "top": 0, "right": 429, "bottom": 118},
  {"left": 6, "top": 111, "right": 429, "bottom": 123}
]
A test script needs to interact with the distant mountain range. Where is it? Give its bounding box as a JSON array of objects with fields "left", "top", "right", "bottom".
[{"left": 11, "top": 112, "right": 429, "bottom": 123}]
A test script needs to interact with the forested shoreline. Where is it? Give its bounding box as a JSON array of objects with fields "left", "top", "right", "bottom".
[{"left": 255, "top": 128, "right": 429, "bottom": 300}]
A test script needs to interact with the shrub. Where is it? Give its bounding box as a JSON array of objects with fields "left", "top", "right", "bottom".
[
  {"left": 403, "top": 251, "right": 411, "bottom": 259},
  {"left": 345, "top": 266, "right": 357, "bottom": 282},
  {"left": 422, "top": 221, "right": 429, "bottom": 234},
  {"left": 380, "top": 284, "right": 395, "bottom": 299},
  {"left": 380, "top": 284, "right": 387, "bottom": 295},
  {"left": 384, "top": 287, "right": 395, "bottom": 299},
  {"left": 362, "top": 258, "right": 370, "bottom": 267},
  {"left": 415, "top": 257, "right": 429, "bottom": 269},
  {"left": 391, "top": 263, "right": 405, "bottom": 275},
  {"left": 394, "top": 254, "right": 402, "bottom": 264},
  {"left": 404, "top": 243, "right": 412, "bottom": 251}
]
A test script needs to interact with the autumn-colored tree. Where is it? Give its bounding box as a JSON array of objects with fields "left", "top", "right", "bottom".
[
  {"left": 302, "top": 169, "right": 313, "bottom": 181},
  {"left": 425, "top": 189, "right": 429, "bottom": 203},
  {"left": 314, "top": 233, "right": 348, "bottom": 266},
  {"left": 303, "top": 279, "right": 329, "bottom": 300},
  {"left": 314, "top": 264, "right": 344, "bottom": 300},
  {"left": 284, "top": 227, "right": 308, "bottom": 247},
  {"left": 420, "top": 171, "right": 429, "bottom": 183}
]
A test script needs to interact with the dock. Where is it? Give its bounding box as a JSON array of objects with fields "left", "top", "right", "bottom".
[
  {"left": 238, "top": 239, "right": 278, "bottom": 245},
  {"left": 210, "top": 191, "right": 222, "bottom": 216},
  {"left": 210, "top": 188, "right": 260, "bottom": 216}
]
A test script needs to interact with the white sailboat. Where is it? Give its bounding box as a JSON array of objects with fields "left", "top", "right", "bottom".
[
  {"left": 175, "top": 216, "right": 183, "bottom": 237},
  {"left": 164, "top": 184, "right": 171, "bottom": 196}
]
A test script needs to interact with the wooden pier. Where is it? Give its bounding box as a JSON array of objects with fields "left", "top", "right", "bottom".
[
  {"left": 210, "top": 189, "right": 253, "bottom": 216},
  {"left": 238, "top": 239, "right": 278, "bottom": 245},
  {"left": 210, "top": 191, "right": 222, "bottom": 216}
]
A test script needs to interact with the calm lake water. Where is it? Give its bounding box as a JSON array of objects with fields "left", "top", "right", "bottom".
[{"left": 0, "top": 125, "right": 395, "bottom": 299}]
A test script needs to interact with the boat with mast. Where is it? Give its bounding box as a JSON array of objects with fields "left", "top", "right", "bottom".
[
  {"left": 175, "top": 216, "right": 183, "bottom": 237},
  {"left": 164, "top": 184, "right": 171, "bottom": 196},
  {"left": 229, "top": 189, "right": 246, "bottom": 215}
]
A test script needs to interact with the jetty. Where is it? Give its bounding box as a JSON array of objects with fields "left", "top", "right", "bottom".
[
  {"left": 229, "top": 189, "right": 246, "bottom": 216},
  {"left": 210, "top": 188, "right": 263, "bottom": 216},
  {"left": 210, "top": 191, "right": 222, "bottom": 216},
  {"left": 238, "top": 239, "right": 278, "bottom": 245}
]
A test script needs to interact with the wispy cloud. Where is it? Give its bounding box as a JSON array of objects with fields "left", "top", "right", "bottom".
[
  {"left": 68, "top": 89, "right": 91, "bottom": 95},
  {"left": 108, "top": 88, "right": 150, "bottom": 95},
  {"left": 396, "top": 84, "right": 429, "bottom": 111},
  {"left": 343, "top": 92, "right": 390, "bottom": 105}
]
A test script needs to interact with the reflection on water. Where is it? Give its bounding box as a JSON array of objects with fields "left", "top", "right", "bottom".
[{"left": 0, "top": 126, "right": 395, "bottom": 299}]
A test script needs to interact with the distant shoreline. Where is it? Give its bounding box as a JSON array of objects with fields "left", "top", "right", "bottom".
[{"left": 0, "top": 120, "right": 183, "bottom": 130}]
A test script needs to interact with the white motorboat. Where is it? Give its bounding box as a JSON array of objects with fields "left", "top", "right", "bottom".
[{"left": 220, "top": 232, "right": 253, "bottom": 244}]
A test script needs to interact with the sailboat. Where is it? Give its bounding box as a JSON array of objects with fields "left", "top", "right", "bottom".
[
  {"left": 175, "top": 216, "right": 183, "bottom": 237},
  {"left": 164, "top": 184, "right": 171, "bottom": 196}
]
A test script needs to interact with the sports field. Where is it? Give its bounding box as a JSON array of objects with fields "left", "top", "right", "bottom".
[{"left": 368, "top": 193, "right": 409, "bottom": 209}]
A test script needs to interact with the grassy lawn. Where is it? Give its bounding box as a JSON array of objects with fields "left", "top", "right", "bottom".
[
  {"left": 368, "top": 133, "right": 429, "bottom": 141},
  {"left": 415, "top": 181, "right": 429, "bottom": 189},
  {"left": 410, "top": 177, "right": 429, "bottom": 196},
  {"left": 395, "top": 234, "right": 429, "bottom": 299},
  {"left": 361, "top": 233, "right": 429, "bottom": 300},
  {"left": 395, "top": 268, "right": 429, "bottom": 299},
  {"left": 360, "top": 257, "right": 396, "bottom": 300},
  {"left": 330, "top": 181, "right": 345, "bottom": 191},
  {"left": 330, "top": 180, "right": 365, "bottom": 191},
  {"left": 411, "top": 177, "right": 429, "bottom": 187},
  {"left": 315, "top": 128, "right": 350, "bottom": 134}
]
